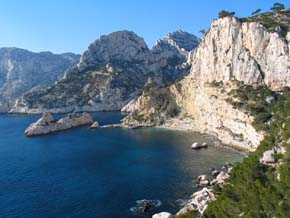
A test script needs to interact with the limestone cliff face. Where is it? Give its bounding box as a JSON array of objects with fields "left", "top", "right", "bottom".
[
  {"left": 189, "top": 16, "right": 290, "bottom": 90},
  {"left": 11, "top": 30, "right": 199, "bottom": 113},
  {"left": 0, "top": 48, "right": 79, "bottom": 112},
  {"left": 123, "top": 14, "right": 290, "bottom": 150},
  {"left": 123, "top": 79, "right": 263, "bottom": 151}
]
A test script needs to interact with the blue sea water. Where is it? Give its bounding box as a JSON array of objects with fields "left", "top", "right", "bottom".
[{"left": 0, "top": 112, "right": 242, "bottom": 218}]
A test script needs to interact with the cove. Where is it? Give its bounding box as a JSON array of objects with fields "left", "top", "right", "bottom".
[{"left": 0, "top": 112, "right": 242, "bottom": 218}]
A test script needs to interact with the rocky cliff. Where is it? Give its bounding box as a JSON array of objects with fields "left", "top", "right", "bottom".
[
  {"left": 11, "top": 30, "right": 199, "bottom": 113},
  {"left": 189, "top": 15, "right": 290, "bottom": 90},
  {"left": 123, "top": 10, "right": 290, "bottom": 151},
  {"left": 0, "top": 48, "right": 80, "bottom": 112}
]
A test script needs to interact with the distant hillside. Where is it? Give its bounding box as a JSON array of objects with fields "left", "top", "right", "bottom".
[{"left": 0, "top": 48, "right": 80, "bottom": 112}]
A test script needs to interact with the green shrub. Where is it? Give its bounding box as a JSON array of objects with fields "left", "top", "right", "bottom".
[{"left": 204, "top": 86, "right": 290, "bottom": 217}]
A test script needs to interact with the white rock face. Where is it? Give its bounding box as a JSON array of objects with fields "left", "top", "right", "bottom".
[
  {"left": 190, "top": 17, "right": 290, "bottom": 90},
  {"left": 121, "top": 99, "right": 138, "bottom": 113},
  {"left": 173, "top": 80, "right": 264, "bottom": 151},
  {"left": 152, "top": 212, "right": 175, "bottom": 218},
  {"left": 25, "top": 112, "right": 93, "bottom": 136},
  {"left": 124, "top": 80, "right": 264, "bottom": 151}
]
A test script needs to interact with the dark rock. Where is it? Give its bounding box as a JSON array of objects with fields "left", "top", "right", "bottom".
[{"left": 142, "top": 201, "right": 151, "bottom": 212}]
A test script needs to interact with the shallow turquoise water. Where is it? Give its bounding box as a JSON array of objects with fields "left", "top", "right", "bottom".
[{"left": 0, "top": 112, "right": 242, "bottom": 218}]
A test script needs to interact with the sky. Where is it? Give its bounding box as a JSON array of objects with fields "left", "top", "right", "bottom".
[{"left": 0, "top": 0, "right": 289, "bottom": 54}]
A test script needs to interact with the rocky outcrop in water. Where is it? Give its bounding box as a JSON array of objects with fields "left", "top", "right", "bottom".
[
  {"left": 25, "top": 112, "right": 93, "bottom": 136},
  {"left": 11, "top": 30, "right": 199, "bottom": 114},
  {"left": 0, "top": 48, "right": 79, "bottom": 112},
  {"left": 90, "top": 121, "right": 100, "bottom": 129}
]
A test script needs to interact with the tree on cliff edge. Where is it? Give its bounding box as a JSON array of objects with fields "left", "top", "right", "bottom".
[
  {"left": 270, "top": 2, "right": 285, "bottom": 11},
  {"left": 251, "top": 9, "right": 261, "bottom": 16},
  {"left": 218, "top": 10, "right": 236, "bottom": 18}
]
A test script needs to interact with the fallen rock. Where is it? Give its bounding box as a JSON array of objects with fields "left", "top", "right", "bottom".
[
  {"left": 211, "top": 168, "right": 220, "bottom": 177},
  {"left": 260, "top": 146, "right": 286, "bottom": 165},
  {"left": 130, "top": 199, "right": 162, "bottom": 215},
  {"left": 152, "top": 212, "right": 174, "bottom": 218},
  {"left": 213, "top": 170, "right": 230, "bottom": 186},
  {"left": 177, "top": 188, "right": 215, "bottom": 216},
  {"left": 25, "top": 112, "right": 93, "bottom": 136},
  {"left": 265, "top": 96, "right": 275, "bottom": 104},
  {"left": 192, "top": 142, "right": 208, "bottom": 149},
  {"left": 197, "top": 175, "right": 211, "bottom": 186},
  {"left": 260, "top": 150, "right": 276, "bottom": 164},
  {"left": 90, "top": 121, "right": 100, "bottom": 129},
  {"left": 142, "top": 201, "right": 151, "bottom": 212}
]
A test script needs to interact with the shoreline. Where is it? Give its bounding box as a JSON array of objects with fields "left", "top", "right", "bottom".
[
  {"left": 156, "top": 125, "right": 249, "bottom": 155},
  {"left": 4, "top": 111, "right": 256, "bottom": 154}
]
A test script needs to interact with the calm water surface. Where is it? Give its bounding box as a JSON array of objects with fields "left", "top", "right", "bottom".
[{"left": 0, "top": 112, "right": 242, "bottom": 218}]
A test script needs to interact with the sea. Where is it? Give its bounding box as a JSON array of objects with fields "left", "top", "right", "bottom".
[{"left": 0, "top": 112, "right": 243, "bottom": 218}]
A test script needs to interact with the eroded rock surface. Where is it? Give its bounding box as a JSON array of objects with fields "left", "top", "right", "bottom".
[
  {"left": 25, "top": 112, "right": 93, "bottom": 136},
  {"left": 12, "top": 30, "right": 199, "bottom": 114}
]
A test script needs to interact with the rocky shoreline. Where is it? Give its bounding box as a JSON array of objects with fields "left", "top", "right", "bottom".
[
  {"left": 152, "top": 163, "right": 234, "bottom": 218},
  {"left": 104, "top": 120, "right": 242, "bottom": 218}
]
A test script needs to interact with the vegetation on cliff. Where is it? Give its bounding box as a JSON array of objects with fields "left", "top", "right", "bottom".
[
  {"left": 178, "top": 5, "right": 290, "bottom": 217},
  {"left": 240, "top": 3, "right": 290, "bottom": 38},
  {"left": 202, "top": 82, "right": 290, "bottom": 217}
]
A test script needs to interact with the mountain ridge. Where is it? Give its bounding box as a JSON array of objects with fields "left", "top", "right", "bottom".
[
  {"left": 11, "top": 30, "right": 199, "bottom": 113},
  {"left": 0, "top": 48, "right": 80, "bottom": 112}
]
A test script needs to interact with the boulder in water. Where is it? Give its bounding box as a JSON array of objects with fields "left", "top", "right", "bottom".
[
  {"left": 142, "top": 201, "right": 151, "bottom": 212},
  {"left": 152, "top": 212, "right": 175, "bottom": 218},
  {"left": 192, "top": 142, "right": 208, "bottom": 149},
  {"left": 90, "top": 121, "right": 100, "bottom": 129},
  {"left": 197, "top": 175, "right": 211, "bottom": 186}
]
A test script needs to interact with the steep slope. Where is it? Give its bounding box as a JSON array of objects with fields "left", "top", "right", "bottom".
[
  {"left": 189, "top": 16, "right": 290, "bottom": 90},
  {"left": 203, "top": 84, "right": 290, "bottom": 218},
  {"left": 11, "top": 30, "right": 199, "bottom": 113},
  {"left": 0, "top": 48, "right": 79, "bottom": 112},
  {"left": 123, "top": 10, "right": 290, "bottom": 151}
]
